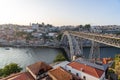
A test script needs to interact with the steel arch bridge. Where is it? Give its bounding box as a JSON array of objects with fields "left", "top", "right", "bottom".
[
  {"left": 60, "top": 31, "right": 120, "bottom": 60},
  {"left": 60, "top": 31, "right": 83, "bottom": 60}
]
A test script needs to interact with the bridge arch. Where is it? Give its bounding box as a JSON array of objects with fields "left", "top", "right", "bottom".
[{"left": 61, "top": 31, "right": 82, "bottom": 60}]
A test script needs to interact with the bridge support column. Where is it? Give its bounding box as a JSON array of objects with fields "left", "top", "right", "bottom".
[
  {"left": 89, "top": 41, "right": 100, "bottom": 60},
  {"left": 71, "top": 36, "right": 83, "bottom": 60},
  {"left": 78, "top": 38, "right": 83, "bottom": 56}
]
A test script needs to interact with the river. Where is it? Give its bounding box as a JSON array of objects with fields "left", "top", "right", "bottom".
[
  {"left": 83, "top": 47, "right": 120, "bottom": 58},
  {"left": 0, "top": 47, "right": 62, "bottom": 70},
  {"left": 0, "top": 47, "right": 120, "bottom": 70}
]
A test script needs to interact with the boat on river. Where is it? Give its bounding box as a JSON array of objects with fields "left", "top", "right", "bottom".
[{"left": 5, "top": 47, "right": 10, "bottom": 50}]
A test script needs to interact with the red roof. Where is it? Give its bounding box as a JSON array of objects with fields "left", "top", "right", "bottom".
[
  {"left": 27, "top": 62, "right": 52, "bottom": 76},
  {"left": 3, "top": 72, "right": 34, "bottom": 80},
  {"left": 48, "top": 67, "right": 81, "bottom": 80},
  {"left": 48, "top": 67, "right": 73, "bottom": 80},
  {"left": 10, "top": 72, "right": 34, "bottom": 80},
  {"left": 68, "top": 62, "right": 104, "bottom": 78}
]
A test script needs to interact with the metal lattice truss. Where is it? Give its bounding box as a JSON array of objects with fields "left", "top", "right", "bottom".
[
  {"left": 89, "top": 41, "right": 100, "bottom": 59},
  {"left": 61, "top": 31, "right": 120, "bottom": 60},
  {"left": 61, "top": 31, "right": 83, "bottom": 60},
  {"left": 69, "top": 31, "right": 120, "bottom": 48}
]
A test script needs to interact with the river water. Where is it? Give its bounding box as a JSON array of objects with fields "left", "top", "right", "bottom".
[
  {"left": 0, "top": 47, "right": 120, "bottom": 70},
  {"left": 0, "top": 47, "right": 62, "bottom": 70},
  {"left": 83, "top": 47, "right": 120, "bottom": 58}
]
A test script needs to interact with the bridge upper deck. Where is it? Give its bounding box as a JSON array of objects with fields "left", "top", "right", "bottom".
[{"left": 68, "top": 31, "right": 120, "bottom": 48}]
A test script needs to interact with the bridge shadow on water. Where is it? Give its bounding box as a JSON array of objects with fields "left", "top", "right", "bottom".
[
  {"left": 59, "top": 48, "right": 70, "bottom": 61},
  {"left": 59, "top": 46, "right": 120, "bottom": 61},
  {"left": 83, "top": 46, "right": 120, "bottom": 59}
]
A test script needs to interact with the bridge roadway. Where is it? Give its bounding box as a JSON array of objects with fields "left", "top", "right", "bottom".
[{"left": 68, "top": 31, "right": 120, "bottom": 48}]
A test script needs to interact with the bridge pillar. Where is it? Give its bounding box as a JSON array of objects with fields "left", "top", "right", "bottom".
[
  {"left": 78, "top": 38, "right": 83, "bottom": 55},
  {"left": 89, "top": 41, "right": 100, "bottom": 60},
  {"left": 71, "top": 36, "right": 83, "bottom": 60}
]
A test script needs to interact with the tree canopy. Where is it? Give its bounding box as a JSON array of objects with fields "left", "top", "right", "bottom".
[
  {"left": 0, "top": 63, "right": 22, "bottom": 77},
  {"left": 57, "top": 33, "right": 63, "bottom": 41},
  {"left": 77, "top": 24, "right": 91, "bottom": 31},
  {"left": 84, "top": 24, "right": 91, "bottom": 31},
  {"left": 54, "top": 53, "right": 66, "bottom": 62}
]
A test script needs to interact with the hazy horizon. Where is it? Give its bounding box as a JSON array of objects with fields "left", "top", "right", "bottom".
[{"left": 0, "top": 0, "right": 120, "bottom": 26}]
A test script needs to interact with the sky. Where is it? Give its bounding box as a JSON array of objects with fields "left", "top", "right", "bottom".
[{"left": 0, "top": 0, "right": 119, "bottom": 26}]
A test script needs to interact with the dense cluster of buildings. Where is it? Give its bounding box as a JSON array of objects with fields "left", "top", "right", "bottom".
[
  {"left": 2, "top": 57, "right": 113, "bottom": 80},
  {"left": 0, "top": 23, "right": 119, "bottom": 47},
  {"left": 91, "top": 25, "right": 120, "bottom": 33},
  {"left": 0, "top": 23, "right": 59, "bottom": 46}
]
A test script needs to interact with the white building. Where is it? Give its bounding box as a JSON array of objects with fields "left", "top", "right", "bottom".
[
  {"left": 32, "top": 23, "right": 39, "bottom": 30},
  {"left": 66, "top": 61, "right": 105, "bottom": 80},
  {"left": 32, "top": 32, "right": 43, "bottom": 38},
  {"left": 91, "top": 26, "right": 102, "bottom": 33},
  {"left": 54, "top": 61, "right": 106, "bottom": 80},
  {"left": 23, "top": 29, "right": 34, "bottom": 33}
]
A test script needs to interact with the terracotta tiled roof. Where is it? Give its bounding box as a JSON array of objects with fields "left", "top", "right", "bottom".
[
  {"left": 2, "top": 72, "right": 23, "bottom": 80},
  {"left": 9, "top": 72, "right": 34, "bottom": 80},
  {"left": 48, "top": 67, "right": 73, "bottom": 80},
  {"left": 27, "top": 61, "right": 52, "bottom": 76},
  {"left": 48, "top": 67, "right": 80, "bottom": 80},
  {"left": 68, "top": 61, "right": 104, "bottom": 78},
  {"left": 2, "top": 72, "right": 34, "bottom": 80}
]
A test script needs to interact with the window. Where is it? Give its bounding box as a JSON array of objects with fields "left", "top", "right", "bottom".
[
  {"left": 102, "top": 77, "right": 105, "bottom": 80},
  {"left": 83, "top": 76, "right": 86, "bottom": 80},
  {"left": 76, "top": 73, "right": 79, "bottom": 76},
  {"left": 68, "top": 70, "right": 71, "bottom": 72}
]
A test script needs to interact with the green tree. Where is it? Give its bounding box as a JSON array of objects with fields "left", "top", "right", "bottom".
[
  {"left": 0, "top": 69, "right": 3, "bottom": 76},
  {"left": 26, "top": 33, "right": 33, "bottom": 40},
  {"left": 108, "top": 69, "right": 115, "bottom": 74},
  {"left": 1, "top": 63, "right": 22, "bottom": 77},
  {"left": 16, "top": 31, "right": 27, "bottom": 37},
  {"left": 57, "top": 33, "right": 63, "bottom": 41},
  {"left": 84, "top": 24, "right": 91, "bottom": 31},
  {"left": 78, "top": 25, "right": 83, "bottom": 28},
  {"left": 77, "top": 25, "right": 83, "bottom": 31},
  {"left": 54, "top": 53, "right": 66, "bottom": 62}
]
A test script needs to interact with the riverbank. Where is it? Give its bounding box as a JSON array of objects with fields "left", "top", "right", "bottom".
[
  {"left": 0, "top": 45, "right": 60, "bottom": 49},
  {"left": 0, "top": 44, "right": 113, "bottom": 49}
]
